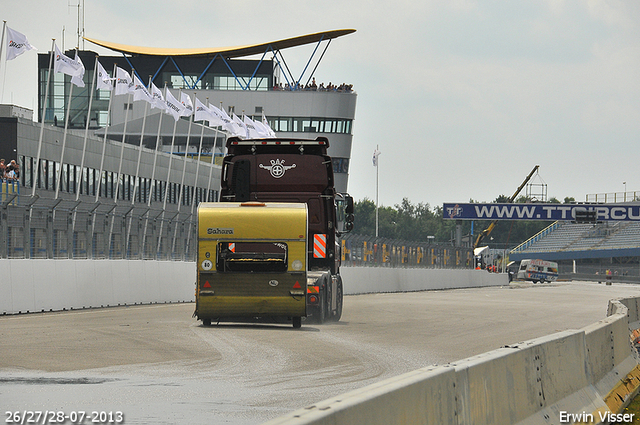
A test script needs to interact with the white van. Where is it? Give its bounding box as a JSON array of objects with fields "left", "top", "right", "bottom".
[{"left": 517, "top": 259, "right": 559, "bottom": 283}]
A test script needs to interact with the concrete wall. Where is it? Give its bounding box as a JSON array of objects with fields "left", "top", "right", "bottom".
[
  {"left": 0, "top": 259, "right": 195, "bottom": 314},
  {"left": 265, "top": 297, "right": 640, "bottom": 425},
  {"left": 1, "top": 262, "right": 505, "bottom": 315},
  {"left": 341, "top": 267, "right": 506, "bottom": 294}
]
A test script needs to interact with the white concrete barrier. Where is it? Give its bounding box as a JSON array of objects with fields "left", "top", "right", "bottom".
[
  {"left": 1, "top": 261, "right": 505, "bottom": 314},
  {"left": 1, "top": 259, "right": 196, "bottom": 314},
  {"left": 341, "top": 267, "right": 507, "bottom": 294},
  {"left": 265, "top": 296, "right": 640, "bottom": 425}
]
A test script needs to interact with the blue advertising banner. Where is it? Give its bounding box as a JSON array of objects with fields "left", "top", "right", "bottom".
[{"left": 442, "top": 203, "right": 640, "bottom": 222}]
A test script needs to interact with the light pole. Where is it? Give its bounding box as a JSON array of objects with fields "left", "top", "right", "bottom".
[{"left": 624, "top": 181, "right": 627, "bottom": 202}]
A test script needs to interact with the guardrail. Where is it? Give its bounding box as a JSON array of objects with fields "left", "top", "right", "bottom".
[{"left": 266, "top": 294, "right": 640, "bottom": 425}]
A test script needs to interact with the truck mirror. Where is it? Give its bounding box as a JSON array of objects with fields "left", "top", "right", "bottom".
[
  {"left": 345, "top": 195, "right": 354, "bottom": 215},
  {"left": 336, "top": 193, "right": 354, "bottom": 234}
]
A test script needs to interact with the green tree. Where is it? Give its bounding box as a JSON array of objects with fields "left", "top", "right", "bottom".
[{"left": 351, "top": 196, "right": 577, "bottom": 248}]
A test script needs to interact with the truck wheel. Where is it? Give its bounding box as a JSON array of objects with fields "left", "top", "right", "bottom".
[
  {"left": 318, "top": 288, "right": 327, "bottom": 323},
  {"left": 540, "top": 279, "right": 545, "bottom": 284},
  {"left": 202, "top": 318, "right": 211, "bottom": 326},
  {"left": 292, "top": 317, "right": 302, "bottom": 328},
  {"left": 330, "top": 276, "right": 344, "bottom": 322}
]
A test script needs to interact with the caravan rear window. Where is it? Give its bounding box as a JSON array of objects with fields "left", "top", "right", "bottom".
[{"left": 216, "top": 242, "right": 288, "bottom": 273}]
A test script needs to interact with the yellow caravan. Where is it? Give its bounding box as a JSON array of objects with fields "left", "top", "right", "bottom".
[{"left": 195, "top": 202, "right": 308, "bottom": 328}]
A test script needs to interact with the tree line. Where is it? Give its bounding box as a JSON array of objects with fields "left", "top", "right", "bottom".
[{"left": 352, "top": 196, "right": 576, "bottom": 248}]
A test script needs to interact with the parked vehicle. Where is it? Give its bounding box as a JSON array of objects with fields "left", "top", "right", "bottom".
[{"left": 516, "top": 259, "right": 559, "bottom": 283}]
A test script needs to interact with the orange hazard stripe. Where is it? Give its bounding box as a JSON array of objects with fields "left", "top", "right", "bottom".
[{"left": 313, "top": 234, "right": 327, "bottom": 258}]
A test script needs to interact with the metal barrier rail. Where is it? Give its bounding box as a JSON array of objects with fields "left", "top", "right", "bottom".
[
  {"left": 341, "top": 234, "right": 473, "bottom": 269},
  {"left": 0, "top": 192, "right": 197, "bottom": 261}
]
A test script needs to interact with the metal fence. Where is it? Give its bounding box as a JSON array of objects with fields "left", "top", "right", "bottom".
[
  {"left": 0, "top": 190, "right": 197, "bottom": 261},
  {"left": 0, "top": 181, "right": 474, "bottom": 269},
  {"left": 341, "top": 234, "right": 474, "bottom": 269}
]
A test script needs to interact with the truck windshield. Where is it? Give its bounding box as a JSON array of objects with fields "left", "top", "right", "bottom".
[{"left": 216, "top": 242, "right": 288, "bottom": 273}]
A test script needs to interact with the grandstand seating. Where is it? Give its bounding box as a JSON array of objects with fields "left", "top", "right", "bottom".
[{"left": 512, "top": 221, "right": 640, "bottom": 254}]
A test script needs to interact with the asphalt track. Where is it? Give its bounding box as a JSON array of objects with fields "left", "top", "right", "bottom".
[{"left": 2, "top": 281, "right": 639, "bottom": 424}]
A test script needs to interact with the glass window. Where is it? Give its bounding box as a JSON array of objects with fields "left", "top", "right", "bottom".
[
  {"left": 69, "top": 165, "right": 76, "bottom": 193},
  {"left": 215, "top": 242, "right": 287, "bottom": 273},
  {"left": 171, "top": 75, "right": 201, "bottom": 90},
  {"left": 88, "top": 168, "right": 94, "bottom": 196},
  {"left": 61, "top": 164, "right": 68, "bottom": 193},
  {"left": 22, "top": 156, "right": 31, "bottom": 188}
]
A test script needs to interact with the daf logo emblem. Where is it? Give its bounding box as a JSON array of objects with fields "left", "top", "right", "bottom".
[
  {"left": 269, "top": 280, "right": 279, "bottom": 287},
  {"left": 259, "top": 159, "right": 296, "bottom": 179}
]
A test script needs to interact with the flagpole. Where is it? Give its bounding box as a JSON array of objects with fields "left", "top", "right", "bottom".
[
  {"left": 157, "top": 87, "right": 180, "bottom": 257},
  {"left": 172, "top": 92, "right": 194, "bottom": 256},
  {"left": 113, "top": 83, "right": 132, "bottom": 202},
  {"left": 32, "top": 39, "right": 56, "bottom": 197},
  {"left": 125, "top": 74, "right": 151, "bottom": 256},
  {"left": 54, "top": 65, "right": 75, "bottom": 199},
  {"left": 206, "top": 127, "right": 219, "bottom": 198},
  {"left": 142, "top": 82, "right": 166, "bottom": 257},
  {"left": 0, "top": 21, "right": 7, "bottom": 103},
  {"left": 147, "top": 82, "right": 166, "bottom": 205},
  {"left": 185, "top": 96, "right": 208, "bottom": 258},
  {"left": 75, "top": 55, "right": 98, "bottom": 202},
  {"left": 69, "top": 54, "right": 98, "bottom": 257},
  {"left": 109, "top": 71, "right": 133, "bottom": 257},
  {"left": 95, "top": 63, "right": 116, "bottom": 203},
  {"left": 131, "top": 75, "right": 151, "bottom": 205},
  {"left": 176, "top": 92, "right": 195, "bottom": 212},
  {"left": 375, "top": 144, "right": 379, "bottom": 238}
]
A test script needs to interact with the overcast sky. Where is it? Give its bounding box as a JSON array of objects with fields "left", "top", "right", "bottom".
[{"left": 2, "top": 1, "right": 639, "bottom": 209}]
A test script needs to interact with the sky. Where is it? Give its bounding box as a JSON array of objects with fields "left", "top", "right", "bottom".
[{"left": 2, "top": 0, "right": 640, "bottom": 210}]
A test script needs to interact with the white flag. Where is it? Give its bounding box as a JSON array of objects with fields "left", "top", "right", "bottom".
[
  {"left": 262, "top": 115, "right": 276, "bottom": 138},
  {"left": 243, "top": 116, "right": 261, "bottom": 138},
  {"left": 180, "top": 92, "right": 193, "bottom": 117},
  {"left": 232, "top": 113, "right": 249, "bottom": 138},
  {"left": 96, "top": 61, "right": 113, "bottom": 91},
  {"left": 372, "top": 149, "right": 381, "bottom": 166},
  {"left": 253, "top": 118, "right": 270, "bottom": 138},
  {"left": 70, "top": 52, "right": 85, "bottom": 87},
  {"left": 194, "top": 97, "right": 210, "bottom": 122},
  {"left": 132, "top": 75, "right": 153, "bottom": 103},
  {"left": 54, "top": 44, "right": 83, "bottom": 78},
  {"left": 211, "top": 104, "right": 235, "bottom": 134},
  {"left": 114, "top": 67, "right": 133, "bottom": 96},
  {"left": 150, "top": 83, "right": 166, "bottom": 111},
  {"left": 5, "top": 26, "right": 36, "bottom": 61},
  {"left": 164, "top": 89, "right": 185, "bottom": 121}
]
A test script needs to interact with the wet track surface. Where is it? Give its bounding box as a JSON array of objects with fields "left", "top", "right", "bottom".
[{"left": 2, "top": 281, "right": 640, "bottom": 424}]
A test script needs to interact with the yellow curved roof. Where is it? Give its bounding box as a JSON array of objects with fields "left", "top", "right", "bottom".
[{"left": 84, "top": 29, "right": 355, "bottom": 58}]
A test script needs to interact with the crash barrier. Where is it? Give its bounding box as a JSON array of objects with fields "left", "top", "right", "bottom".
[
  {"left": 341, "top": 234, "right": 473, "bottom": 269},
  {"left": 265, "top": 296, "right": 640, "bottom": 425},
  {"left": 1, "top": 262, "right": 506, "bottom": 315},
  {"left": 340, "top": 267, "right": 506, "bottom": 295},
  {"left": 0, "top": 259, "right": 195, "bottom": 314}
]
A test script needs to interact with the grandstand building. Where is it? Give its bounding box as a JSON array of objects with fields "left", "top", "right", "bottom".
[
  {"left": 0, "top": 30, "right": 356, "bottom": 260},
  {"left": 36, "top": 29, "right": 357, "bottom": 193}
]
